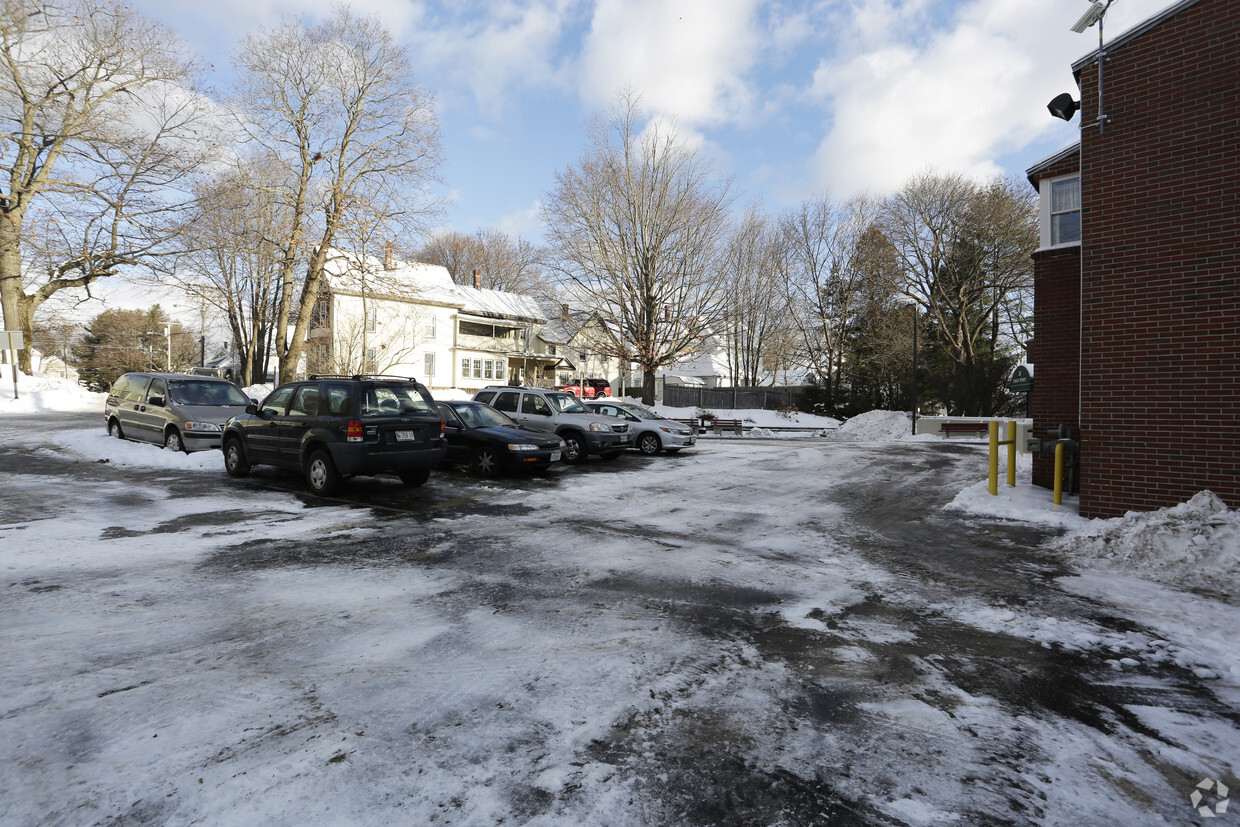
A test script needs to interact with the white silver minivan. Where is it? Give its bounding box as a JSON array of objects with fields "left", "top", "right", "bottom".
[{"left": 104, "top": 372, "right": 253, "bottom": 453}]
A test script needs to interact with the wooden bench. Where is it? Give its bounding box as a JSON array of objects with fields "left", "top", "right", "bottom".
[
  {"left": 939, "top": 422, "right": 990, "bottom": 438},
  {"left": 670, "top": 418, "right": 701, "bottom": 432},
  {"left": 707, "top": 418, "right": 744, "bottom": 435}
]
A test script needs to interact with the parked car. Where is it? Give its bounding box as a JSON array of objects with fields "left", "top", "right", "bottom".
[
  {"left": 471, "top": 385, "right": 632, "bottom": 463},
  {"left": 555, "top": 378, "right": 611, "bottom": 398},
  {"left": 221, "top": 375, "right": 446, "bottom": 495},
  {"left": 105, "top": 372, "right": 254, "bottom": 453},
  {"left": 436, "top": 401, "right": 565, "bottom": 476},
  {"left": 582, "top": 400, "right": 697, "bottom": 455}
]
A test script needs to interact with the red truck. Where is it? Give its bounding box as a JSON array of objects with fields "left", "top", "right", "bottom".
[{"left": 555, "top": 378, "right": 612, "bottom": 398}]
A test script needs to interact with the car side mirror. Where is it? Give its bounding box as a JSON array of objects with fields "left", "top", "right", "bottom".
[
  {"left": 147, "top": 395, "right": 165, "bottom": 407},
  {"left": 245, "top": 404, "right": 258, "bottom": 415}
]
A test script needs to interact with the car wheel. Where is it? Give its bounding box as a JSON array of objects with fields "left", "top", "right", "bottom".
[
  {"left": 107, "top": 418, "right": 125, "bottom": 440},
  {"left": 164, "top": 428, "right": 187, "bottom": 453},
  {"left": 399, "top": 468, "right": 431, "bottom": 487},
  {"left": 637, "top": 432, "right": 661, "bottom": 455},
  {"left": 472, "top": 446, "right": 500, "bottom": 477},
  {"left": 562, "top": 432, "right": 587, "bottom": 464},
  {"left": 223, "top": 438, "right": 250, "bottom": 477},
  {"left": 305, "top": 449, "right": 341, "bottom": 496}
]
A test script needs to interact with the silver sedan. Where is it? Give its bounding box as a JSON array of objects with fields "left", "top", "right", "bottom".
[{"left": 583, "top": 400, "right": 697, "bottom": 455}]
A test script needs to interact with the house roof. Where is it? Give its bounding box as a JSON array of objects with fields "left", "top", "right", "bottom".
[
  {"left": 1025, "top": 142, "right": 1080, "bottom": 187},
  {"left": 322, "top": 249, "right": 545, "bottom": 324},
  {"left": 1070, "top": 0, "right": 1203, "bottom": 76}
]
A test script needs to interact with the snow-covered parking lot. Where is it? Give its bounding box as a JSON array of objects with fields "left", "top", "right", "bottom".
[{"left": 1, "top": 404, "right": 1237, "bottom": 825}]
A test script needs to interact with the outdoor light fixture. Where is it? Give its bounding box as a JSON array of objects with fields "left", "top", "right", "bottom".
[
  {"left": 1048, "top": 92, "right": 1080, "bottom": 121},
  {"left": 1070, "top": 1, "right": 1107, "bottom": 33},
  {"left": 1069, "top": 0, "right": 1117, "bottom": 133}
]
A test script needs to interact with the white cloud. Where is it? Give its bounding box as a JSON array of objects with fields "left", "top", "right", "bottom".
[
  {"left": 804, "top": 0, "right": 1175, "bottom": 197},
  {"left": 577, "top": 0, "right": 763, "bottom": 128},
  {"left": 497, "top": 200, "right": 546, "bottom": 238},
  {"left": 407, "top": 1, "right": 578, "bottom": 117}
]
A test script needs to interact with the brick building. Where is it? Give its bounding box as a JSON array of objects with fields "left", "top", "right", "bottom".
[{"left": 1025, "top": 0, "right": 1239, "bottom": 518}]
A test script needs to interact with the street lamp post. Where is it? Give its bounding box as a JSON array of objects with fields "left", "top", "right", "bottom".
[
  {"left": 897, "top": 297, "right": 919, "bottom": 435},
  {"left": 910, "top": 308, "right": 918, "bottom": 436}
]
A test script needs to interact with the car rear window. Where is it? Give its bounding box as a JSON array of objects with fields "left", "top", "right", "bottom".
[{"left": 361, "top": 382, "right": 436, "bottom": 417}]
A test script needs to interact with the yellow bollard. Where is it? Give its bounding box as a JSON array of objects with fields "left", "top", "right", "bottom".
[
  {"left": 1006, "top": 421, "right": 1017, "bottom": 488},
  {"left": 988, "top": 421, "right": 999, "bottom": 495},
  {"left": 1053, "top": 442, "right": 1064, "bottom": 505}
]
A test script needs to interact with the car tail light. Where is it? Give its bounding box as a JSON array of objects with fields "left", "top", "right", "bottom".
[
  {"left": 439, "top": 418, "right": 445, "bottom": 437},
  {"left": 347, "top": 420, "right": 364, "bottom": 442}
]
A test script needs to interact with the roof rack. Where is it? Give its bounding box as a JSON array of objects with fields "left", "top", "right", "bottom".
[{"left": 308, "top": 374, "right": 423, "bottom": 384}]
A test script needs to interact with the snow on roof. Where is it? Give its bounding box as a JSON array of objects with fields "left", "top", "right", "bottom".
[{"left": 321, "top": 249, "right": 544, "bottom": 322}]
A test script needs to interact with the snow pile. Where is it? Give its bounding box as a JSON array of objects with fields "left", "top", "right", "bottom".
[
  {"left": 946, "top": 459, "right": 1091, "bottom": 530},
  {"left": 831, "top": 409, "right": 917, "bottom": 441},
  {"left": 0, "top": 370, "right": 105, "bottom": 414},
  {"left": 1050, "top": 491, "right": 1240, "bottom": 598}
]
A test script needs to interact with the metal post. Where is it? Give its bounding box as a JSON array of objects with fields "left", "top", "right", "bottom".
[
  {"left": 911, "top": 305, "right": 918, "bottom": 435},
  {"left": 988, "top": 421, "right": 999, "bottom": 495},
  {"left": 1006, "top": 421, "right": 1016, "bottom": 488},
  {"left": 1054, "top": 442, "right": 1065, "bottom": 505},
  {"left": 165, "top": 324, "right": 172, "bottom": 371}
]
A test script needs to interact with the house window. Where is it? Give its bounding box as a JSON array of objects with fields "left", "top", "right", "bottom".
[
  {"left": 365, "top": 348, "right": 377, "bottom": 373},
  {"left": 424, "top": 353, "right": 435, "bottom": 379},
  {"left": 461, "top": 357, "right": 470, "bottom": 379},
  {"left": 484, "top": 360, "right": 494, "bottom": 380},
  {"left": 472, "top": 359, "right": 483, "bottom": 378},
  {"left": 366, "top": 307, "right": 378, "bottom": 332},
  {"left": 1041, "top": 174, "right": 1081, "bottom": 247},
  {"left": 496, "top": 358, "right": 506, "bottom": 381}
]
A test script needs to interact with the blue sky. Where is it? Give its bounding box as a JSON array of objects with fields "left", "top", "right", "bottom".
[{"left": 132, "top": 0, "right": 1173, "bottom": 244}]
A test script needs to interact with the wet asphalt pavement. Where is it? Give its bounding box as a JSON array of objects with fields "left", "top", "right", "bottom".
[{"left": 1, "top": 413, "right": 1236, "bottom": 825}]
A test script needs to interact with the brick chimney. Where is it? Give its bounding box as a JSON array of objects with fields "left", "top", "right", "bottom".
[
  {"left": 383, "top": 243, "right": 394, "bottom": 271},
  {"left": 473, "top": 269, "right": 481, "bottom": 289}
]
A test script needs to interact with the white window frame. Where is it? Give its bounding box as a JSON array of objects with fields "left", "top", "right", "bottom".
[
  {"left": 424, "top": 352, "right": 435, "bottom": 380},
  {"left": 1039, "top": 173, "right": 1081, "bottom": 250}
]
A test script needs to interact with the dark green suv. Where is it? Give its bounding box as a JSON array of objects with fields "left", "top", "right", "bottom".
[{"left": 221, "top": 375, "right": 446, "bottom": 495}]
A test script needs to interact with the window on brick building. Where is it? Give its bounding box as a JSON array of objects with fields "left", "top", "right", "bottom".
[{"left": 1040, "top": 174, "right": 1081, "bottom": 247}]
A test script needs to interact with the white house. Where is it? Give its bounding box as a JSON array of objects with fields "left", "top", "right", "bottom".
[
  {"left": 534, "top": 302, "right": 627, "bottom": 391},
  {"left": 307, "top": 250, "right": 552, "bottom": 392}
]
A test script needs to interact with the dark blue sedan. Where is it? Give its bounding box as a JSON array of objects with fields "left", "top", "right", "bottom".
[{"left": 437, "top": 401, "right": 566, "bottom": 477}]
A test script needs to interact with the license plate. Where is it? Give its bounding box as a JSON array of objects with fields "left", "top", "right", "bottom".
[
  {"left": 550, "top": 451, "right": 561, "bottom": 462},
  {"left": 394, "top": 430, "right": 416, "bottom": 442}
]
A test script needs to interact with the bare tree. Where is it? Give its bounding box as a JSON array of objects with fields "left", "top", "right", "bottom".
[
  {"left": 418, "top": 228, "right": 547, "bottom": 296},
  {"left": 233, "top": 5, "right": 442, "bottom": 383},
  {"left": 720, "top": 205, "right": 785, "bottom": 387},
  {"left": 542, "top": 92, "right": 733, "bottom": 404},
  {"left": 417, "top": 230, "right": 473, "bottom": 281},
  {"left": 777, "top": 195, "right": 881, "bottom": 400},
  {"left": 881, "top": 172, "right": 1037, "bottom": 415},
  {"left": 0, "top": 0, "right": 214, "bottom": 372},
  {"left": 173, "top": 154, "right": 288, "bottom": 384}
]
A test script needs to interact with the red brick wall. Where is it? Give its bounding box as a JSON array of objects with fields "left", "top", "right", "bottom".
[
  {"left": 1029, "top": 245, "right": 1081, "bottom": 490},
  {"left": 1073, "top": 0, "right": 1240, "bottom": 517}
]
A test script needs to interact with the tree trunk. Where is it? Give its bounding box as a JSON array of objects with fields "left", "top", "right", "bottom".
[
  {"left": 0, "top": 218, "right": 32, "bottom": 373},
  {"left": 641, "top": 370, "right": 657, "bottom": 406}
]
